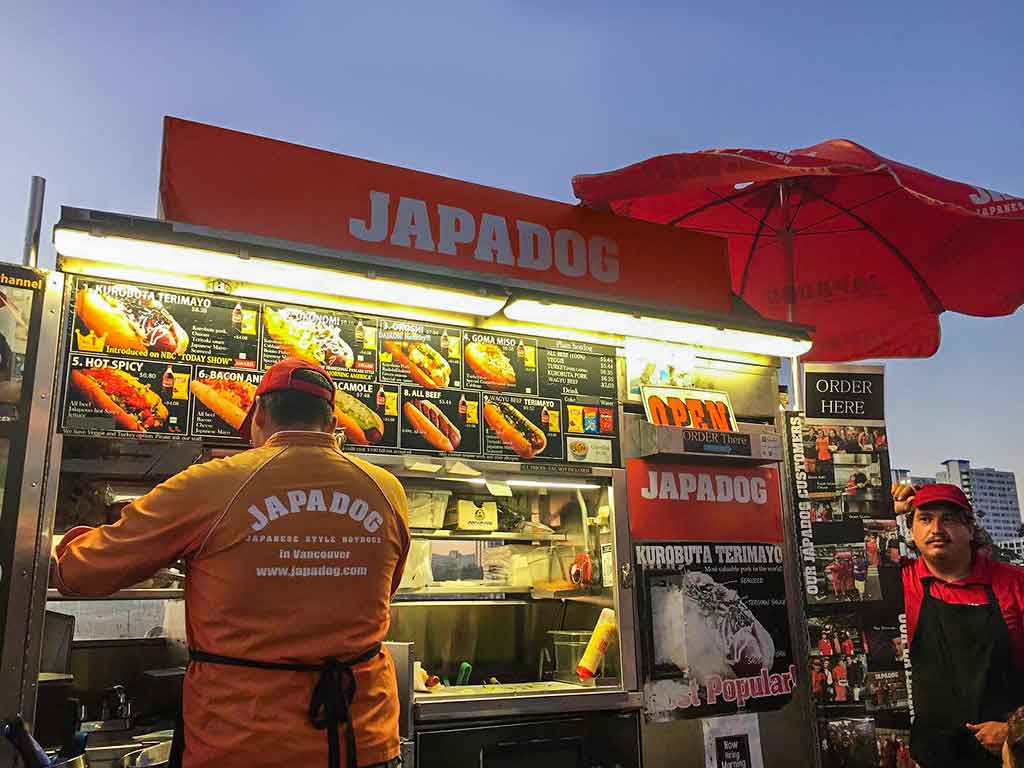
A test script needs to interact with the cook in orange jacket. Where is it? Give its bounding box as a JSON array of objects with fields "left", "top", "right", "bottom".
[{"left": 52, "top": 358, "right": 410, "bottom": 768}]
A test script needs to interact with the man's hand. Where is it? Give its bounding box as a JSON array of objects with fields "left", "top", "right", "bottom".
[
  {"left": 891, "top": 482, "right": 916, "bottom": 516},
  {"left": 966, "top": 721, "right": 1007, "bottom": 755}
]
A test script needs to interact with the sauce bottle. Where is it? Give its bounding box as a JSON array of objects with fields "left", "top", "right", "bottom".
[
  {"left": 376, "top": 385, "right": 386, "bottom": 408},
  {"left": 577, "top": 608, "right": 617, "bottom": 681}
]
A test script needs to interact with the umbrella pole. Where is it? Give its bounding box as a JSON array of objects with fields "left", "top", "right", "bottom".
[{"left": 780, "top": 181, "right": 805, "bottom": 410}]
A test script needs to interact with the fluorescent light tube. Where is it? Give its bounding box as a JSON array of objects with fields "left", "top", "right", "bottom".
[
  {"left": 55, "top": 228, "right": 508, "bottom": 317},
  {"left": 504, "top": 299, "right": 812, "bottom": 358}
]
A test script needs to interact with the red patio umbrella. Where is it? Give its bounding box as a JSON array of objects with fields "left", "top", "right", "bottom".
[{"left": 573, "top": 140, "right": 1024, "bottom": 361}]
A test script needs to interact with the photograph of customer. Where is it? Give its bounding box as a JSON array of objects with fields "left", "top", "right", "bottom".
[
  {"left": 51, "top": 358, "right": 411, "bottom": 768},
  {"left": 893, "top": 482, "right": 1024, "bottom": 768}
]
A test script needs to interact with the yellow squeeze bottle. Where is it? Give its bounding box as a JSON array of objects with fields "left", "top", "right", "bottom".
[{"left": 576, "top": 608, "right": 617, "bottom": 680}]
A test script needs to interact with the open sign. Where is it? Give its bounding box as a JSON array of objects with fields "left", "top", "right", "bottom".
[{"left": 641, "top": 386, "right": 738, "bottom": 432}]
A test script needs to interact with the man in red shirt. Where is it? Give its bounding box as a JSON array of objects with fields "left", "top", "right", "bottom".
[{"left": 894, "top": 483, "right": 1024, "bottom": 768}]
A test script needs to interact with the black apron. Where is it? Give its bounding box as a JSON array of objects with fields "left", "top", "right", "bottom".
[
  {"left": 909, "top": 578, "right": 1017, "bottom": 768},
  {"left": 169, "top": 643, "right": 382, "bottom": 768}
]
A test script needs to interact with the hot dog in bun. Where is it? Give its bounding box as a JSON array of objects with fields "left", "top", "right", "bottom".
[
  {"left": 334, "top": 391, "right": 385, "bottom": 445},
  {"left": 483, "top": 398, "right": 546, "bottom": 459},
  {"left": 384, "top": 341, "right": 450, "bottom": 389},
  {"left": 71, "top": 367, "right": 169, "bottom": 432},
  {"left": 76, "top": 288, "right": 189, "bottom": 355},
  {"left": 465, "top": 342, "right": 516, "bottom": 389},
  {"left": 404, "top": 399, "right": 461, "bottom": 452},
  {"left": 190, "top": 377, "right": 256, "bottom": 431}
]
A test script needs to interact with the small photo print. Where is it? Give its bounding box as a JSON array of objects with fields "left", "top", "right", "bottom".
[
  {"left": 863, "top": 623, "right": 906, "bottom": 671},
  {"left": 820, "top": 718, "right": 879, "bottom": 768},
  {"left": 809, "top": 614, "right": 862, "bottom": 658},
  {"left": 875, "top": 727, "right": 913, "bottom": 768},
  {"left": 811, "top": 544, "right": 883, "bottom": 604},
  {"left": 809, "top": 653, "right": 869, "bottom": 707},
  {"left": 864, "top": 671, "right": 910, "bottom": 712}
]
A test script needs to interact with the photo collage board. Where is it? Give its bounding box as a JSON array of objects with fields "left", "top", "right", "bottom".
[
  {"left": 785, "top": 364, "right": 913, "bottom": 768},
  {"left": 57, "top": 276, "right": 621, "bottom": 467}
]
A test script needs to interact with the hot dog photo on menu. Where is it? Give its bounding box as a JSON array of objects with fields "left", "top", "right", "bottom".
[
  {"left": 378, "top": 319, "right": 461, "bottom": 390},
  {"left": 462, "top": 331, "right": 539, "bottom": 394},
  {"left": 482, "top": 394, "right": 562, "bottom": 461},
  {"left": 62, "top": 355, "right": 190, "bottom": 437},
  {"left": 262, "top": 304, "right": 377, "bottom": 379},
  {"left": 189, "top": 367, "right": 262, "bottom": 439},
  {"left": 399, "top": 386, "right": 480, "bottom": 455},
  {"left": 71, "top": 277, "right": 262, "bottom": 367},
  {"left": 333, "top": 381, "right": 399, "bottom": 449}
]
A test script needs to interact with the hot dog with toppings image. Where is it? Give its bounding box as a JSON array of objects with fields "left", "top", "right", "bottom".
[
  {"left": 464, "top": 342, "right": 516, "bottom": 389},
  {"left": 483, "top": 398, "right": 547, "bottom": 459},
  {"left": 75, "top": 288, "right": 189, "bottom": 354},
  {"left": 334, "top": 391, "right": 385, "bottom": 445},
  {"left": 264, "top": 308, "right": 355, "bottom": 369},
  {"left": 404, "top": 399, "right": 461, "bottom": 452},
  {"left": 383, "top": 341, "right": 450, "bottom": 389},
  {"left": 190, "top": 377, "right": 256, "bottom": 432},
  {"left": 70, "top": 367, "right": 169, "bottom": 432}
]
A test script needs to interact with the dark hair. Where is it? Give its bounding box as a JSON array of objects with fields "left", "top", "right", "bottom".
[
  {"left": 260, "top": 369, "right": 334, "bottom": 430},
  {"left": 1008, "top": 706, "right": 1024, "bottom": 767}
]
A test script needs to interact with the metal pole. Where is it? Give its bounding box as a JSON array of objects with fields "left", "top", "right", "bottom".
[
  {"left": 22, "top": 176, "right": 46, "bottom": 268},
  {"left": 790, "top": 355, "right": 804, "bottom": 411}
]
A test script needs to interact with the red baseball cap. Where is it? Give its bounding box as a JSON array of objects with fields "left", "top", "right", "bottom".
[
  {"left": 912, "top": 483, "right": 973, "bottom": 516},
  {"left": 239, "top": 357, "right": 335, "bottom": 442}
]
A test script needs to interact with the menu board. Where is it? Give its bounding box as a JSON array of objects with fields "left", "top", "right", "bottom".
[
  {"left": 58, "top": 276, "right": 621, "bottom": 466},
  {"left": 538, "top": 339, "right": 617, "bottom": 401}
]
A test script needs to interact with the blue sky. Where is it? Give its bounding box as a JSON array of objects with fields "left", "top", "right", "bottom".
[{"left": 2, "top": 2, "right": 1022, "bottom": 487}]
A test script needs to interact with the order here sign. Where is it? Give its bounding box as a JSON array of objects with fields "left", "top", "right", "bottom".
[{"left": 159, "top": 117, "right": 733, "bottom": 314}]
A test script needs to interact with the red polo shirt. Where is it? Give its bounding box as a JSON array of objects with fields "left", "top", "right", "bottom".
[{"left": 903, "top": 555, "right": 1024, "bottom": 668}]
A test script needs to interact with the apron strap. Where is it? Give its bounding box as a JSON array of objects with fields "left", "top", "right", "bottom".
[{"left": 178, "top": 643, "right": 382, "bottom": 768}]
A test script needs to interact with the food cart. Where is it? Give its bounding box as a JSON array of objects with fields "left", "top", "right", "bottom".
[{"left": 0, "top": 118, "right": 816, "bottom": 767}]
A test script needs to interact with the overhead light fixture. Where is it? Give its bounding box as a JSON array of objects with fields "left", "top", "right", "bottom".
[
  {"left": 503, "top": 299, "right": 812, "bottom": 358},
  {"left": 446, "top": 477, "right": 601, "bottom": 490},
  {"left": 54, "top": 228, "right": 509, "bottom": 317}
]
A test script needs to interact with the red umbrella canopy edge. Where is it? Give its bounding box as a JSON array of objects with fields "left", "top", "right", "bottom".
[{"left": 573, "top": 139, "right": 1024, "bottom": 362}]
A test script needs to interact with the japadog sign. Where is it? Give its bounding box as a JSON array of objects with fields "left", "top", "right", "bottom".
[
  {"left": 627, "top": 459, "right": 784, "bottom": 543},
  {"left": 159, "top": 117, "right": 732, "bottom": 314}
]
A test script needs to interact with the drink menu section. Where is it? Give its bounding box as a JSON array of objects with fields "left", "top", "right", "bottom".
[{"left": 58, "top": 276, "right": 621, "bottom": 466}]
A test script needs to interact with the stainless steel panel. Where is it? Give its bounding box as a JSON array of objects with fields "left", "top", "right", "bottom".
[
  {"left": 384, "top": 641, "right": 414, "bottom": 739},
  {"left": 415, "top": 690, "right": 642, "bottom": 722},
  {"left": 1, "top": 270, "right": 65, "bottom": 727},
  {"left": 611, "top": 468, "right": 639, "bottom": 693}
]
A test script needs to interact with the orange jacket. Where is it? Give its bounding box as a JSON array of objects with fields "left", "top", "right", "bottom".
[{"left": 55, "top": 431, "right": 410, "bottom": 768}]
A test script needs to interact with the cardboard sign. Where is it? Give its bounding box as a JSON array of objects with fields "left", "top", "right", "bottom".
[
  {"left": 159, "top": 117, "right": 732, "bottom": 314},
  {"left": 627, "top": 459, "right": 783, "bottom": 543},
  {"left": 642, "top": 386, "right": 738, "bottom": 432},
  {"left": 804, "top": 364, "right": 885, "bottom": 422}
]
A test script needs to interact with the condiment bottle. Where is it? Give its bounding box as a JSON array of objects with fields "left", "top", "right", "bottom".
[{"left": 576, "top": 608, "right": 617, "bottom": 681}]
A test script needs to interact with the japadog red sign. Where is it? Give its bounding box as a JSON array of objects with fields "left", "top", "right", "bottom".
[
  {"left": 159, "top": 117, "right": 732, "bottom": 314},
  {"left": 627, "top": 459, "right": 783, "bottom": 543}
]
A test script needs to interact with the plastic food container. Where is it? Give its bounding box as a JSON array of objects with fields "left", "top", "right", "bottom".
[
  {"left": 548, "top": 630, "right": 603, "bottom": 683},
  {"left": 406, "top": 490, "right": 452, "bottom": 528}
]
